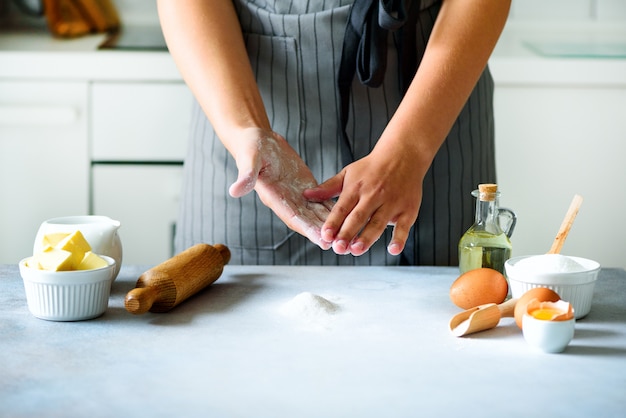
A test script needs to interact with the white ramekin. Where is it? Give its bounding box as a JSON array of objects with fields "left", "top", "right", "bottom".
[
  {"left": 19, "top": 256, "right": 116, "bottom": 321},
  {"left": 505, "top": 255, "right": 600, "bottom": 319}
]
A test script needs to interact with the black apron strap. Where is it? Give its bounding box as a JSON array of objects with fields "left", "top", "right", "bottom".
[{"left": 338, "top": 0, "right": 421, "bottom": 165}]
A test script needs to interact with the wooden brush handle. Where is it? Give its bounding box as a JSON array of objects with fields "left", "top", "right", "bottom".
[{"left": 548, "top": 194, "right": 583, "bottom": 255}]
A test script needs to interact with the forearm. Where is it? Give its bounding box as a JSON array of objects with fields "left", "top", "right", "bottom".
[
  {"left": 157, "top": 0, "right": 270, "bottom": 150},
  {"left": 375, "top": 0, "right": 511, "bottom": 174}
]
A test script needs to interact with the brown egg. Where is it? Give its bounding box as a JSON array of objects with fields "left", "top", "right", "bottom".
[
  {"left": 449, "top": 268, "right": 509, "bottom": 309},
  {"left": 514, "top": 287, "right": 561, "bottom": 328}
]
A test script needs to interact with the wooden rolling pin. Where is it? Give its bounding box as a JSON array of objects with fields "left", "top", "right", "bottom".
[{"left": 125, "top": 243, "right": 230, "bottom": 314}]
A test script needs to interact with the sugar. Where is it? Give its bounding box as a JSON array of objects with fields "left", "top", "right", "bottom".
[{"left": 514, "top": 254, "right": 587, "bottom": 274}]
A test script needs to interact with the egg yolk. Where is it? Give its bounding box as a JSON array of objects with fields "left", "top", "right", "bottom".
[{"left": 530, "top": 307, "right": 565, "bottom": 320}]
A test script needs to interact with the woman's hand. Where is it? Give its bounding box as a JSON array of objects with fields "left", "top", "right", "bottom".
[
  {"left": 304, "top": 142, "right": 424, "bottom": 256},
  {"left": 229, "top": 128, "right": 334, "bottom": 250}
]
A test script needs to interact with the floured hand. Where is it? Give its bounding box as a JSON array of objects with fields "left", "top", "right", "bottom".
[{"left": 228, "top": 128, "right": 334, "bottom": 250}]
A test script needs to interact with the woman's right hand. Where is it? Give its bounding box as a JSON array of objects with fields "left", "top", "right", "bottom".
[
  {"left": 159, "top": 2, "right": 333, "bottom": 248},
  {"left": 228, "top": 128, "right": 334, "bottom": 250}
]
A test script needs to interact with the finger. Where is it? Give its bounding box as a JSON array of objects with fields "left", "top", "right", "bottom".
[
  {"left": 267, "top": 189, "right": 333, "bottom": 250},
  {"left": 306, "top": 201, "right": 333, "bottom": 225},
  {"left": 386, "top": 216, "right": 413, "bottom": 256},
  {"left": 290, "top": 213, "right": 332, "bottom": 250},
  {"left": 229, "top": 146, "right": 263, "bottom": 198},
  {"left": 299, "top": 204, "right": 334, "bottom": 249},
  {"left": 329, "top": 200, "right": 370, "bottom": 254},
  {"left": 322, "top": 192, "right": 360, "bottom": 246},
  {"left": 347, "top": 212, "right": 389, "bottom": 256},
  {"left": 322, "top": 199, "right": 336, "bottom": 212},
  {"left": 303, "top": 173, "right": 344, "bottom": 202}
]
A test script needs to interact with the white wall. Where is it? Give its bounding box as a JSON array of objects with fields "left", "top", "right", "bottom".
[
  {"left": 493, "top": 0, "right": 626, "bottom": 268},
  {"left": 111, "top": 0, "right": 159, "bottom": 26},
  {"left": 509, "top": 0, "right": 626, "bottom": 21}
]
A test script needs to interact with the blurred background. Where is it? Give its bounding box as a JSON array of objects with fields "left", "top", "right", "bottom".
[{"left": 1, "top": 0, "right": 625, "bottom": 267}]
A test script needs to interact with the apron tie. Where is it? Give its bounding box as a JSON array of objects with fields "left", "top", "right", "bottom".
[{"left": 338, "top": 0, "right": 420, "bottom": 164}]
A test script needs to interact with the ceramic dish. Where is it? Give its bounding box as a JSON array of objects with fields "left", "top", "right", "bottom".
[
  {"left": 522, "top": 313, "right": 575, "bottom": 353},
  {"left": 505, "top": 254, "right": 600, "bottom": 319},
  {"left": 19, "top": 256, "right": 116, "bottom": 321}
]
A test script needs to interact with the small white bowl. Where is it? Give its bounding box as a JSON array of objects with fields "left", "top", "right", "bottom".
[
  {"left": 505, "top": 254, "right": 600, "bottom": 319},
  {"left": 522, "top": 313, "right": 575, "bottom": 353},
  {"left": 19, "top": 256, "right": 116, "bottom": 321}
]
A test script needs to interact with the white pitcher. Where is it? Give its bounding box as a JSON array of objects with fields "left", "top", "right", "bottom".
[{"left": 33, "top": 215, "right": 123, "bottom": 279}]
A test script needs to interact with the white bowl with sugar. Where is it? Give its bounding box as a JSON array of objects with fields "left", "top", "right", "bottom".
[{"left": 505, "top": 254, "right": 600, "bottom": 319}]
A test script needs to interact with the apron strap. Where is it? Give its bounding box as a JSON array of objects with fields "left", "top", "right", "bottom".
[{"left": 338, "top": 0, "right": 421, "bottom": 165}]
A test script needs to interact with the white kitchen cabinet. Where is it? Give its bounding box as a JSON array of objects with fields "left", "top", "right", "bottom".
[
  {"left": 90, "top": 82, "right": 192, "bottom": 161},
  {"left": 89, "top": 80, "right": 191, "bottom": 265},
  {"left": 494, "top": 85, "right": 626, "bottom": 268},
  {"left": 91, "top": 164, "right": 183, "bottom": 265},
  {"left": 0, "top": 81, "right": 89, "bottom": 264}
]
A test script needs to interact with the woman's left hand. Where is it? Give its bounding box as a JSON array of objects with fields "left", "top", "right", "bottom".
[{"left": 303, "top": 144, "right": 424, "bottom": 256}]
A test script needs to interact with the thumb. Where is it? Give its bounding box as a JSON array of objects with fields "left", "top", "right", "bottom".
[
  {"left": 229, "top": 155, "right": 261, "bottom": 198},
  {"left": 229, "top": 169, "right": 258, "bottom": 198},
  {"left": 303, "top": 173, "right": 344, "bottom": 202}
]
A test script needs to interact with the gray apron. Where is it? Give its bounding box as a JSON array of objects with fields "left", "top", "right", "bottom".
[{"left": 175, "top": 0, "right": 496, "bottom": 266}]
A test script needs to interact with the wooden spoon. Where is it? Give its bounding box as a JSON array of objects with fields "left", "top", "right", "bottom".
[
  {"left": 547, "top": 194, "right": 583, "bottom": 254},
  {"left": 449, "top": 298, "right": 518, "bottom": 337}
]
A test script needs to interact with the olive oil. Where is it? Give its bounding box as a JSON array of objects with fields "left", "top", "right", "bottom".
[
  {"left": 458, "top": 184, "right": 514, "bottom": 275},
  {"left": 458, "top": 232, "right": 512, "bottom": 274}
]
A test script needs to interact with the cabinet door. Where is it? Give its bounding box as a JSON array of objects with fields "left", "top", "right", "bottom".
[
  {"left": 91, "top": 164, "right": 183, "bottom": 265},
  {"left": 91, "top": 82, "right": 191, "bottom": 161},
  {"left": 0, "top": 81, "right": 88, "bottom": 264}
]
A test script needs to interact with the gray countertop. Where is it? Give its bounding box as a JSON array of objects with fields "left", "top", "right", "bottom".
[{"left": 1, "top": 264, "right": 625, "bottom": 418}]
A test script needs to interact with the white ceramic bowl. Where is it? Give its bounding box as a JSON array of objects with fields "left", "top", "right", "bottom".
[
  {"left": 19, "top": 256, "right": 116, "bottom": 321},
  {"left": 33, "top": 215, "right": 123, "bottom": 280},
  {"left": 522, "top": 313, "right": 575, "bottom": 353},
  {"left": 505, "top": 254, "right": 600, "bottom": 319}
]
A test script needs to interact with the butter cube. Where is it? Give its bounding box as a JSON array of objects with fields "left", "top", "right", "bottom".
[
  {"left": 41, "top": 232, "right": 70, "bottom": 251},
  {"left": 57, "top": 230, "right": 92, "bottom": 269},
  {"left": 30, "top": 248, "right": 74, "bottom": 271},
  {"left": 76, "top": 251, "right": 109, "bottom": 270}
]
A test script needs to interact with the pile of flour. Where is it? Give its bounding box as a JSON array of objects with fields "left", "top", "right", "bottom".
[{"left": 279, "top": 292, "right": 340, "bottom": 328}]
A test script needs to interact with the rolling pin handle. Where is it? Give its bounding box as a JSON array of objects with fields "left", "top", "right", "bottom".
[
  {"left": 214, "top": 243, "right": 231, "bottom": 265},
  {"left": 125, "top": 286, "right": 159, "bottom": 315}
]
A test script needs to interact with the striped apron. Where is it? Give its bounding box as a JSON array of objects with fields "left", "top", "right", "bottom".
[{"left": 174, "top": 0, "right": 497, "bottom": 266}]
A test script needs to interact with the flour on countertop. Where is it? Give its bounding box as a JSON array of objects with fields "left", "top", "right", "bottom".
[{"left": 280, "top": 292, "right": 340, "bottom": 328}]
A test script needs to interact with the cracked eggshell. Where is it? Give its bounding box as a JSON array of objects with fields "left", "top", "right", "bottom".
[{"left": 514, "top": 287, "right": 561, "bottom": 329}]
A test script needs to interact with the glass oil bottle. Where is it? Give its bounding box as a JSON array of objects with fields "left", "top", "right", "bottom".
[{"left": 458, "top": 184, "right": 515, "bottom": 275}]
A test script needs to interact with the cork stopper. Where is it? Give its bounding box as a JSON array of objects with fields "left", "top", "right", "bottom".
[{"left": 478, "top": 183, "right": 498, "bottom": 201}]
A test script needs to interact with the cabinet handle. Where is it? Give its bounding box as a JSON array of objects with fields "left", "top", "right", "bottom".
[{"left": 0, "top": 105, "right": 78, "bottom": 126}]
